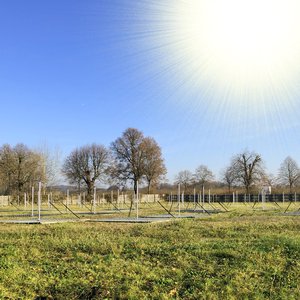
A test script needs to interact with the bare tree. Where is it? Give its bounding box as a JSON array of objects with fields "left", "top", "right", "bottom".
[
  {"left": 194, "top": 165, "right": 214, "bottom": 189},
  {"left": 110, "top": 128, "right": 146, "bottom": 194},
  {"left": 62, "top": 144, "right": 109, "bottom": 200},
  {"left": 142, "top": 137, "right": 167, "bottom": 194},
  {"left": 174, "top": 170, "right": 193, "bottom": 192},
  {"left": 36, "top": 144, "right": 62, "bottom": 188},
  {"left": 278, "top": 156, "right": 300, "bottom": 193},
  {"left": 0, "top": 144, "right": 41, "bottom": 195},
  {"left": 0, "top": 144, "right": 15, "bottom": 194},
  {"left": 221, "top": 165, "right": 237, "bottom": 193},
  {"left": 230, "top": 150, "right": 265, "bottom": 193}
]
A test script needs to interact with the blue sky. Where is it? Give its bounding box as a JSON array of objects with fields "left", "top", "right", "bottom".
[{"left": 1, "top": 1, "right": 300, "bottom": 182}]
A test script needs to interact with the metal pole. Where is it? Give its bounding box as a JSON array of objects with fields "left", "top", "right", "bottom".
[
  {"left": 136, "top": 181, "right": 139, "bottom": 220},
  {"left": 93, "top": 187, "right": 96, "bottom": 214},
  {"left": 38, "top": 182, "right": 41, "bottom": 222},
  {"left": 31, "top": 186, "right": 34, "bottom": 217},
  {"left": 178, "top": 184, "right": 181, "bottom": 217}
]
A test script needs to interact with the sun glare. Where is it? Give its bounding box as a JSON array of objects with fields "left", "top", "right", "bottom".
[
  {"left": 131, "top": 0, "right": 298, "bottom": 116},
  {"left": 173, "top": 0, "right": 300, "bottom": 91}
]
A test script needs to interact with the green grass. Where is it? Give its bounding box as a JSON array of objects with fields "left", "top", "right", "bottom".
[{"left": 0, "top": 205, "right": 299, "bottom": 299}]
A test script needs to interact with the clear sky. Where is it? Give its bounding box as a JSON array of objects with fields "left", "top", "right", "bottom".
[{"left": 1, "top": 1, "right": 300, "bottom": 182}]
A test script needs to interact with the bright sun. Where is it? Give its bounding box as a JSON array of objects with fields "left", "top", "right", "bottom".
[
  {"left": 140, "top": 0, "right": 300, "bottom": 110},
  {"left": 175, "top": 0, "right": 300, "bottom": 88}
]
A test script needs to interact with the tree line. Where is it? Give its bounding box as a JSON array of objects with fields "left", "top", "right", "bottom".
[
  {"left": 0, "top": 128, "right": 166, "bottom": 200},
  {"left": 175, "top": 151, "right": 300, "bottom": 194},
  {"left": 1, "top": 129, "right": 299, "bottom": 199}
]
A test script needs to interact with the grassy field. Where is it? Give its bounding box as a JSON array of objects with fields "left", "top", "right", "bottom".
[{"left": 0, "top": 204, "right": 299, "bottom": 299}]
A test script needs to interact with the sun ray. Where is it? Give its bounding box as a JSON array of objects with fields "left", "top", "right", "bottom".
[{"left": 119, "top": 0, "right": 300, "bottom": 138}]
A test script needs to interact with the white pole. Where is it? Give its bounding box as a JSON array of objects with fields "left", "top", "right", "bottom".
[
  {"left": 283, "top": 192, "right": 285, "bottom": 203},
  {"left": 193, "top": 188, "right": 196, "bottom": 209},
  {"left": 209, "top": 189, "right": 211, "bottom": 204},
  {"left": 93, "top": 187, "right": 96, "bottom": 214},
  {"left": 31, "top": 186, "right": 34, "bottom": 217},
  {"left": 182, "top": 192, "right": 184, "bottom": 209},
  {"left": 178, "top": 184, "right": 181, "bottom": 217},
  {"left": 38, "top": 182, "right": 41, "bottom": 222},
  {"left": 203, "top": 186, "right": 205, "bottom": 204},
  {"left": 136, "top": 181, "right": 139, "bottom": 220},
  {"left": 24, "top": 192, "right": 27, "bottom": 208},
  {"left": 233, "top": 192, "right": 235, "bottom": 203}
]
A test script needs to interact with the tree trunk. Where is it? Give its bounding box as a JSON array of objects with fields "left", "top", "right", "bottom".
[
  {"left": 133, "top": 180, "right": 137, "bottom": 195},
  {"left": 86, "top": 181, "right": 94, "bottom": 202},
  {"left": 228, "top": 184, "right": 231, "bottom": 193},
  {"left": 147, "top": 180, "right": 151, "bottom": 194}
]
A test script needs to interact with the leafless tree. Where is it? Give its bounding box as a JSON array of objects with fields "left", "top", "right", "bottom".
[
  {"left": 110, "top": 128, "right": 145, "bottom": 194},
  {"left": 194, "top": 165, "right": 214, "bottom": 189},
  {"left": 230, "top": 150, "right": 265, "bottom": 193},
  {"left": 221, "top": 165, "right": 237, "bottom": 193},
  {"left": 0, "top": 144, "right": 41, "bottom": 195},
  {"left": 62, "top": 144, "right": 109, "bottom": 200},
  {"left": 174, "top": 170, "right": 193, "bottom": 192},
  {"left": 0, "top": 144, "right": 15, "bottom": 194},
  {"left": 278, "top": 156, "right": 300, "bottom": 193},
  {"left": 36, "top": 144, "right": 62, "bottom": 188},
  {"left": 142, "top": 137, "right": 167, "bottom": 194}
]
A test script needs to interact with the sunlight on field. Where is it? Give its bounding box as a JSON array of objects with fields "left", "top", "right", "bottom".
[{"left": 0, "top": 205, "right": 299, "bottom": 299}]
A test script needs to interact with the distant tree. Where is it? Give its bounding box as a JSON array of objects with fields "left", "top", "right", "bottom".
[
  {"left": 142, "top": 137, "right": 167, "bottom": 194},
  {"left": 265, "top": 173, "right": 277, "bottom": 186},
  {"left": 194, "top": 165, "right": 214, "bottom": 189},
  {"left": 174, "top": 170, "right": 193, "bottom": 192},
  {"left": 0, "top": 144, "right": 41, "bottom": 195},
  {"left": 110, "top": 128, "right": 146, "bottom": 194},
  {"left": 278, "top": 156, "right": 300, "bottom": 193},
  {"left": 230, "top": 150, "right": 265, "bottom": 193},
  {"left": 221, "top": 165, "right": 237, "bottom": 193},
  {"left": 14, "top": 144, "right": 43, "bottom": 194},
  {"left": 36, "top": 144, "right": 62, "bottom": 188},
  {"left": 0, "top": 144, "right": 15, "bottom": 194},
  {"left": 62, "top": 144, "right": 109, "bottom": 200}
]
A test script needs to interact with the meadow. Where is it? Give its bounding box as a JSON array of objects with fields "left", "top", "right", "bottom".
[{"left": 0, "top": 203, "right": 299, "bottom": 299}]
